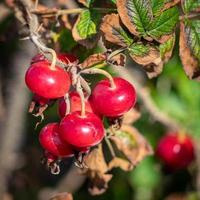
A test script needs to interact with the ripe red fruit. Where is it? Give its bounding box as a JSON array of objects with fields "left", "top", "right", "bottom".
[
  {"left": 25, "top": 61, "right": 71, "bottom": 99},
  {"left": 58, "top": 92, "right": 94, "bottom": 118},
  {"left": 59, "top": 111, "right": 105, "bottom": 148},
  {"left": 31, "top": 53, "right": 77, "bottom": 64},
  {"left": 90, "top": 77, "right": 136, "bottom": 117},
  {"left": 39, "top": 123, "right": 74, "bottom": 157},
  {"left": 156, "top": 133, "right": 195, "bottom": 170}
]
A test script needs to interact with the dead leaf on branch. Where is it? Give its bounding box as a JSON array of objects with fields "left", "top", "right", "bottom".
[
  {"left": 82, "top": 145, "right": 113, "bottom": 195},
  {"left": 100, "top": 14, "right": 133, "bottom": 47},
  {"left": 122, "top": 108, "right": 141, "bottom": 125},
  {"left": 161, "top": 0, "right": 181, "bottom": 13},
  {"left": 108, "top": 53, "right": 126, "bottom": 67},
  {"left": 88, "top": 172, "right": 113, "bottom": 195},
  {"left": 110, "top": 125, "right": 153, "bottom": 167},
  {"left": 79, "top": 53, "right": 107, "bottom": 68},
  {"left": 50, "top": 192, "right": 73, "bottom": 200},
  {"left": 108, "top": 157, "right": 133, "bottom": 171},
  {"left": 129, "top": 45, "right": 163, "bottom": 78},
  {"left": 83, "top": 144, "right": 108, "bottom": 173},
  {"left": 179, "top": 22, "right": 200, "bottom": 80}
]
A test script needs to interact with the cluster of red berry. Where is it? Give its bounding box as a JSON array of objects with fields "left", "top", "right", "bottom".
[{"left": 25, "top": 53, "right": 137, "bottom": 172}]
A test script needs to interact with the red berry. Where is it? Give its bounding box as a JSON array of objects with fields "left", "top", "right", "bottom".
[
  {"left": 25, "top": 61, "right": 71, "bottom": 99},
  {"left": 58, "top": 92, "right": 94, "bottom": 118},
  {"left": 39, "top": 123, "right": 74, "bottom": 157},
  {"left": 156, "top": 133, "right": 195, "bottom": 170},
  {"left": 31, "top": 53, "right": 77, "bottom": 64},
  {"left": 59, "top": 111, "right": 105, "bottom": 148},
  {"left": 90, "top": 77, "right": 136, "bottom": 117}
]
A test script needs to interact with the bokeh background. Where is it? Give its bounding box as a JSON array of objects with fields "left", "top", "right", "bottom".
[{"left": 0, "top": 0, "right": 200, "bottom": 200}]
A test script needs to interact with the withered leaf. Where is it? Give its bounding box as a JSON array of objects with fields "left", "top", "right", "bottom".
[
  {"left": 129, "top": 43, "right": 163, "bottom": 78},
  {"left": 88, "top": 173, "right": 113, "bottom": 195},
  {"left": 108, "top": 53, "right": 126, "bottom": 67},
  {"left": 122, "top": 108, "right": 141, "bottom": 125},
  {"left": 110, "top": 125, "right": 153, "bottom": 166},
  {"left": 79, "top": 53, "right": 106, "bottom": 69},
  {"left": 100, "top": 14, "right": 133, "bottom": 47},
  {"left": 108, "top": 157, "right": 133, "bottom": 171},
  {"left": 117, "top": 0, "right": 153, "bottom": 37},
  {"left": 50, "top": 192, "right": 73, "bottom": 200},
  {"left": 159, "top": 33, "right": 176, "bottom": 63},
  {"left": 179, "top": 21, "right": 200, "bottom": 80},
  {"left": 83, "top": 144, "right": 108, "bottom": 174}
]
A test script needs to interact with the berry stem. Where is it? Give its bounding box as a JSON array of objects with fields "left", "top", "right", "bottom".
[
  {"left": 64, "top": 93, "right": 71, "bottom": 116},
  {"left": 80, "top": 68, "right": 116, "bottom": 89},
  {"left": 76, "top": 78, "right": 86, "bottom": 117},
  {"left": 105, "top": 137, "right": 116, "bottom": 158},
  {"left": 30, "top": 34, "right": 57, "bottom": 70},
  {"left": 80, "top": 76, "right": 91, "bottom": 99}
]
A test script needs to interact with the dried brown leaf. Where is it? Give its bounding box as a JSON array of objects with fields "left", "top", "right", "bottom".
[
  {"left": 179, "top": 22, "right": 200, "bottom": 80},
  {"left": 110, "top": 125, "right": 153, "bottom": 166},
  {"left": 108, "top": 157, "right": 133, "bottom": 171},
  {"left": 100, "top": 14, "right": 133, "bottom": 47},
  {"left": 79, "top": 53, "right": 107, "bottom": 69},
  {"left": 122, "top": 108, "right": 141, "bottom": 125},
  {"left": 108, "top": 53, "right": 126, "bottom": 67},
  {"left": 50, "top": 192, "right": 73, "bottom": 200},
  {"left": 130, "top": 46, "right": 163, "bottom": 78},
  {"left": 83, "top": 144, "right": 108, "bottom": 174},
  {"left": 88, "top": 173, "right": 113, "bottom": 195}
]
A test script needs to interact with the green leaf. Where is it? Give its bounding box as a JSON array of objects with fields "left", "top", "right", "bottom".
[
  {"left": 185, "top": 20, "right": 200, "bottom": 63},
  {"left": 159, "top": 35, "right": 175, "bottom": 59},
  {"left": 76, "top": 10, "right": 100, "bottom": 39},
  {"left": 147, "top": 7, "right": 179, "bottom": 39},
  {"left": 128, "top": 43, "right": 150, "bottom": 56},
  {"left": 151, "top": 0, "right": 165, "bottom": 16},
  {"left": 182, "top": 0, "right": 200, "bottom": 13},
  {"left": 110, "top": 0, "right": 116, "bottom": 4},
  {"left": 117, "top": 0, "right": 153, "bottom": 36}
]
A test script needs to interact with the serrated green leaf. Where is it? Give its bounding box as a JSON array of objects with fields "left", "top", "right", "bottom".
[
  {"left": 182, "top": 0, "right": 200, "bottom": 13},
  {"left": 76, "top": 10, "right": 100, "bottom": 39},
  {"left": 147, "top": 7, "right": 179, "bottom": 39},
  {"left": 151, "top": 0, "right": 165, "bottom": 16},
  {"left": 185, "top": 20, "right": 200, "bottom": 63},
  {"left": 110, "top": 0, "right": 116, "bottom": 4},
  {"left": 127, "top": 0, "right": 152, "bottom": 34},
  {"left": 117, "top": 0, "right": 153, "bottom": 36},
  {"left": 128, "top": 43, "right": 150, "bottom": 56},
  {"left": 159, "top": 35, "right": 175, "bottom": 58}
]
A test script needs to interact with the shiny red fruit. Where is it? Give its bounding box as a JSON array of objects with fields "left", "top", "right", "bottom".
[
  {"left": 156, "top": 133, "right": 195, "bottom": 170},
  {"left": 59, "top": 111, "right": 105, "bottom": 148},
  {"left": 90, "top": 77, "right": 136, "bottom": 117},
  {"left": 25, "top": 61, "right": 71, "bottom": 99},
  {"left": 58, "top": 92, "right": 93, "bottom": 118},
  {"left": 31, "top": 53, "right": 77, "bottom": 64},
  {"left": 39, "top": 123, "right": 74, "bottom": 157}
]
